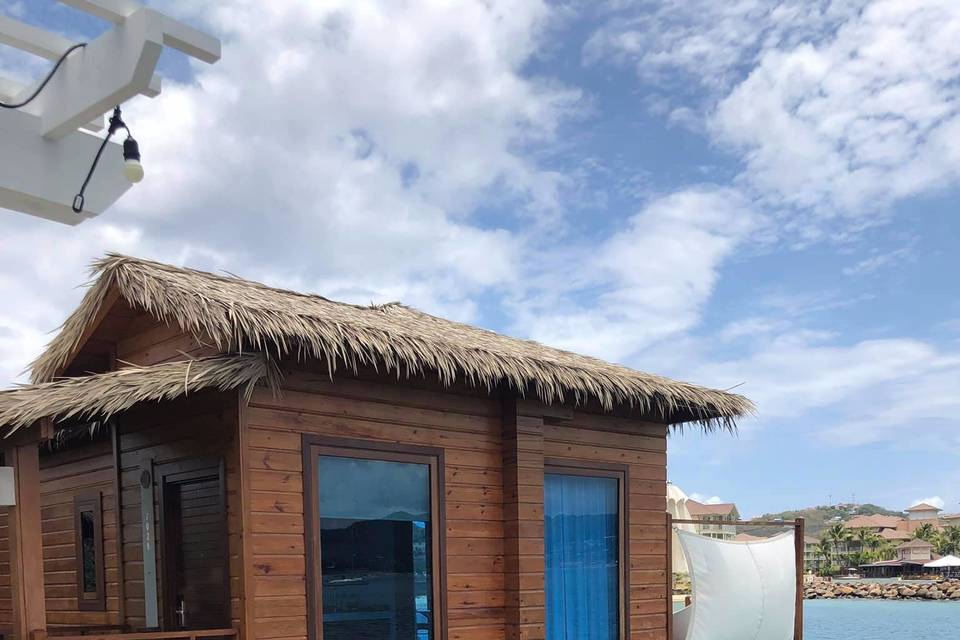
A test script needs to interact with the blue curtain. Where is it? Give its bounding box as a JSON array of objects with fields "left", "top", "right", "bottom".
[{"left": 545, "top": 473, "right": 619, "bottom": 640}]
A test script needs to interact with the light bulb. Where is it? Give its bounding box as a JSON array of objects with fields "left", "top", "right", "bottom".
[{"left": 124, "top": 158, "right": 144, "bottom": 183}]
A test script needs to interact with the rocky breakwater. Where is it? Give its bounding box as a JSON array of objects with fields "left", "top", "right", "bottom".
[{"left": 805, "top": 576, "right": 960, "bottom": 601}]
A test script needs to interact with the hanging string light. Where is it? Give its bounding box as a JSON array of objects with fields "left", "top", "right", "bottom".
[{"left": 72, "top": 105, "right": 143, "bottom": 213}]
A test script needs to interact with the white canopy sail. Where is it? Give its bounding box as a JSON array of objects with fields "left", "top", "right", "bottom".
[
  {"left": 674, "top": 530, "right": 797, "bottom": 640},
  {"left": 667, "top": 483, "right": 695, "bottom": 573}
]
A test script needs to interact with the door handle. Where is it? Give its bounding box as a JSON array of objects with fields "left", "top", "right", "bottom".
[{"left": 175, "top": 597, "right": 186, "bottom": 628}]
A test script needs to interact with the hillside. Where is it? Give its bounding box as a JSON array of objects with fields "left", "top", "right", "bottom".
[{"left": 739, "top": 503, "right": 905, "bottom": 538}]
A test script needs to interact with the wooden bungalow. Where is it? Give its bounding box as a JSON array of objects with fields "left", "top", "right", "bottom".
[{"left": 0, "top": 254, "right": 751, "bottom": 640}]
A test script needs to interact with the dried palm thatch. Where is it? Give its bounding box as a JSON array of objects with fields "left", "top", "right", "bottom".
[
  {"left": 30, "top": 254, "right": 753, "bottom": 430},
  {"left": 2, "top": 354, "right": 273, "bottom": 435}
]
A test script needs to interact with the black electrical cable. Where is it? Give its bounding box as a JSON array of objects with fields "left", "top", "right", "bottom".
[
  {"left": 73, "top": 106, "right": 132, "bottom": 213},
  {"left": 0, "top": 42, "right": 87, "bottom": 109}
]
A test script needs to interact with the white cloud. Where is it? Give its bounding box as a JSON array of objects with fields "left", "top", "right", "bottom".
[
  {"left": 911, "top": 496, "right": 945, "bottom": 510},
  {"left": 690, "top": 493, "right": 725, "bottom": 505},
  {"left": 842, "top": 241, "right": 916, "bottom": 276},
  {"left": 588, "top": 0, "right": 960, "bottom": 233},
  {"left": 680, "top": 328, "right": 960, "bottom": 449},
  {"left": 584, "top": 0, "right": 865, "bottom": 93},
  {"left": 713, "top": 1, "right": 960, "bottom": 221},
  {"left": 510, "top": 187, "right": 761, "bottom": 361}
]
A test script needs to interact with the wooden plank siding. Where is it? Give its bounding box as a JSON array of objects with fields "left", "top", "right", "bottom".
[
  {"left": 114, "top": 313, "right": 219, "bottom": 369},
  {"left": 38, "top": 439, "right": 121, "bottom": 629},
  {"left": 0, "top": 505, "right": 11, "bottom": 634},
  {"left": 116, "top": 391, "right": 243, "bottom": 632},
  {"left": 502, "top": 401, "right": 545, "bottom": 640}
]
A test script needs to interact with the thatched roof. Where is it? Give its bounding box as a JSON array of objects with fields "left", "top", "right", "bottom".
[
  {"left": 29, "top": 254, "right": 753, "bottom": 430},
  {"left": 1, "top": 355, "right": 271, "bottom": 435}
]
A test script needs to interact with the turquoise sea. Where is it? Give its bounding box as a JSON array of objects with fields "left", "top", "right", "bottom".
[{"left": 805, "top": 600, "right": 959, "bottom": 639}]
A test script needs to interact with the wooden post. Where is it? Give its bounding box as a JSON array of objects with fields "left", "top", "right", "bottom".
[
  {"left": 8, "top": 442, "right": 47, "bottom": 640},
  {"left": 794, "top": 518, "right": 804, "bottom": 640},
  {"left": 666, "top": 512, "right": 673, "bottom": 640},
  {"left": 502, "top": 397, "right": 545, "bottom": 640}
]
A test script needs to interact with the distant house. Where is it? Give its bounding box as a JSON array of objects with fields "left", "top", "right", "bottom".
[
  {"left": 686, "top": 500, "right": 740, "bottom": 540},
  {"left": 906, "top": 502, "right": 943, "bottom": 521},
  {"left": 896, "top": 539, "right": 936, "bottom": 563},
  {"left": 734, "top": 533, "right": 765, "bottom": 542},
  {"left": 943, "top": 513, "right": 960, "bottom": 526}
]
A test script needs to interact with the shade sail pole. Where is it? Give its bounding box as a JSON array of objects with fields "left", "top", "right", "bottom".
[
  {"left": 666, "top": 512, "right": 674, "bottom": 640},
  {"left": 794, "top": 518, "right": 804, "bottom": 640}
]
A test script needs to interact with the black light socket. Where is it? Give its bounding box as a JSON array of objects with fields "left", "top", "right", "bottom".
[{"left": 123, "top": 136, "right": 141, "bottom": 162}]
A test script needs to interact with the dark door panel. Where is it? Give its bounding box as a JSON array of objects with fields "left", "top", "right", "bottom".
[{"left": 161, "top": 462, "right": 229, "bottom": 631}]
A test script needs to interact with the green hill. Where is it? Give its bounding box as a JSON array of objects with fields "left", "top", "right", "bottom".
[{"left": 739, "top": 503, "right": 905, "bottom": 538}]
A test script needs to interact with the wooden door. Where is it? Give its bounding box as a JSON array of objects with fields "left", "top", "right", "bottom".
[{"left": 161, "top": 463, "right": 229, "bottom": 631}]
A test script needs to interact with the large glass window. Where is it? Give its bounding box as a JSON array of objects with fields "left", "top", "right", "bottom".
[
  {"left": 545, "top": 470, "right": 622, "bottom": 640},
  {"left": 313, "top": 449, "right": 438, "bottom": 640}
]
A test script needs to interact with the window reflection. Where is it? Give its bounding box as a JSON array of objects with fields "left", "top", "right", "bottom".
[
  {"left": 318, "top": 456, "right": 433, "bottom": 640},
  {"left": 80, "top": 510, "right": 97, "bottom": 593}
]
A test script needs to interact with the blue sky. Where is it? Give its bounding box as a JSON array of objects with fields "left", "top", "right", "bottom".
[{"left": 1, "top": 0, "right": 958, "bottom": 517}]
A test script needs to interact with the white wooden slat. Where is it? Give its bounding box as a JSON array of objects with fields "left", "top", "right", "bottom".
[
  {"left": 0, "top": 75, "right": 104, "bottom": 130},
  {"left": 0, "top": 14, "right": 74, "bottom": 60},
  {"left": 152, "top": 10, "right": 221, "bottom": 64}
]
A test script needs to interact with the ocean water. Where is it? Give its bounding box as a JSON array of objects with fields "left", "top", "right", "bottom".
[{"left": 805, "top": 599, "right": 959, "bottom": 639}]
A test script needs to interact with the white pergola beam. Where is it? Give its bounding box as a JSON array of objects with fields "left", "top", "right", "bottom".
[
  {"left": 35, "top": 9, "right": 161, "bottom": 139},
  {"left": 33, "top": 7, "right": 219, "bottom": 140},
  {"left": 58, "top": 0, "right": 141, "bottom": 24},
  {"left": 58, "top": 2, "right": 220, "bottom": 63}
]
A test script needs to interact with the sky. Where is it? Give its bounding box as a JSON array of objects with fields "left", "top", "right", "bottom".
[{"left": 0, "top": 0, "right": 958, "bottom": 518}]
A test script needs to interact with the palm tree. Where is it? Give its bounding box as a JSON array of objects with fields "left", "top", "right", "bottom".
[
  {"left": 827, "top": 523, "right": 852, "bottom": 568},
  {"left": 854, "top": 528, "right": 880, "bottom": 554},
  {"left": 914, "top": 523, "right": 936, "bottom": 542},
  {"left": 815, "top": 538, "right": 833, "bottom": 573},
  {"left": 933, "top": 526, "right": 960, "bottom": 556},
  {"left": 874, "top": 541, "right": 895, "bottom": 562}
]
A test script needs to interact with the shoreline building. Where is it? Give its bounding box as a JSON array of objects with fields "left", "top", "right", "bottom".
[
  {"left": 685, "top": 500, "right": 740, "bottom": 540},
  {"left": 906, "top": 503, "right": 943, "bottom": 522}
]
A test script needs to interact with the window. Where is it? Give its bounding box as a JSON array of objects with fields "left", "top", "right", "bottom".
[
  {"left": 74, "top": 491, "right": 105, "bottom": 611},
  {"left": 544, "top": 463, "right": 626, "bottom": 640},
  {"left": 304, "top": 438, "right": 443, "bottom": 640}
]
